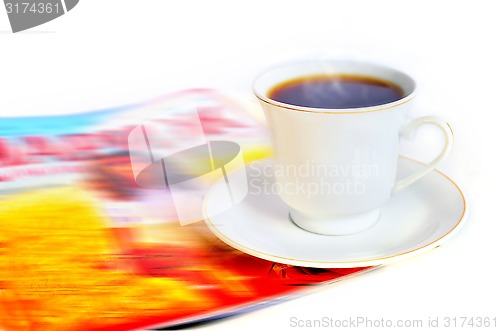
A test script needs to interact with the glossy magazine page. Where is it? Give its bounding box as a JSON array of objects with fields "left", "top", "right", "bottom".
[{"left": 0, "top": 90, "right": 371, "bottom": 331}]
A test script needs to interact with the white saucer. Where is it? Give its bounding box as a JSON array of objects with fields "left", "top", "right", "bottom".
[{"left": 203, "top": 157, "right": 467, "bottom": 268}]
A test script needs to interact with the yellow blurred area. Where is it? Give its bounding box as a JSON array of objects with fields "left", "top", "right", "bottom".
[
  {"left": 0, "top": 187, "right": 212, "bottom": 330},
  {"left": 242, "top": 143, "right": 272, "bottom": 164}
]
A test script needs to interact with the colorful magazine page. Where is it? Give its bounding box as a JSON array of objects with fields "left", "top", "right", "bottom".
[{"left": 0, "top": 90, "right": 372, "bottom": 331}]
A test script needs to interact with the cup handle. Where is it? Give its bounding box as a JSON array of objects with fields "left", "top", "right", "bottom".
[{"left": 393, "top": 116, "right": 454, "bottom": 194}]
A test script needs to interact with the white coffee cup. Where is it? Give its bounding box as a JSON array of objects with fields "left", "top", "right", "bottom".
[{"left": 253, "top": 60, "right": 453, "bottom": 235}]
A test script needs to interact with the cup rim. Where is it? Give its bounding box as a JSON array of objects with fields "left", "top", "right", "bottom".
[{"left": 252, "top": 60, "right": 417, "bottom": 114}]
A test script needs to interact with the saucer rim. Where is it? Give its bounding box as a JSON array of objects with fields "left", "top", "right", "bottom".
[{"left": 203, "top": 156, "right": 468, "bottom": 268}]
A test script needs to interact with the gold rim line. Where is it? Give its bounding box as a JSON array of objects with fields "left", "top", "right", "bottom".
[
  {"left": 446, "top": 122, "right": 455, "bottom": 141},
  {"left": 202, "top": 156, "right": 467, "bottom": 266},
  {"left": 254, "top": 94, "right": 415, "bottom": 115}
]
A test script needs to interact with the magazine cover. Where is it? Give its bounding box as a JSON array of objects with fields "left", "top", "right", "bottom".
[{"left": 0, "top": 90, "right": 371, "bottom": 331}]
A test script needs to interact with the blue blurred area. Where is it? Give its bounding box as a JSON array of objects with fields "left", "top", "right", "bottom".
[{"left": 0, "top": 105, "right": 135, "bottom": 137}]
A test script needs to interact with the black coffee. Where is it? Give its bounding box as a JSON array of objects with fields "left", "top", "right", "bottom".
[{"left": 268, "top": 75, "right": 404, "bottom": 109}]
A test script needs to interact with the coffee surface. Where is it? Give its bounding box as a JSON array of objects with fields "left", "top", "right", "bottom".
[{"left": 268, "top": 75, "right": 404, "bottom": 109}]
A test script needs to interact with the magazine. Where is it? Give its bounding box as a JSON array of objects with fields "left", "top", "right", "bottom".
[{"left": 0, "top": 89, "right": 373, "bottom": 331}]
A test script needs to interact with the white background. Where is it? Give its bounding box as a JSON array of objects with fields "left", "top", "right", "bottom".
[{"left": 1, "top": 1, "right": 498, "bottom": 330}]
